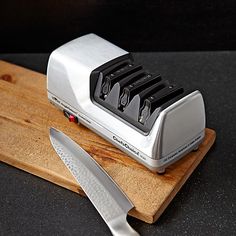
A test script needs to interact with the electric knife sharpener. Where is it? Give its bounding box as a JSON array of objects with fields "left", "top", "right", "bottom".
[{"left": 47, "top": 33, "right": 205, "bottom": 173}]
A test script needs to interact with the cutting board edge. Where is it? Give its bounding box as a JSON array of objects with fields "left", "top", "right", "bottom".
[
  {"left": 152, "top": 129, "right": 216, "bottom": 223},
  {"left": 0, "top": 153, "right": 85, "bottom": 196}
]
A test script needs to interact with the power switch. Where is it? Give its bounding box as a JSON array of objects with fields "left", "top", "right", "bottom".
[{"left": 63, "top": 110, "right": 78, "bottom": 123}]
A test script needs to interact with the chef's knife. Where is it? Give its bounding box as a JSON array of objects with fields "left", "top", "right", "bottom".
[{"left": 49, "top": 127, "right": 139, "bottom": 236}]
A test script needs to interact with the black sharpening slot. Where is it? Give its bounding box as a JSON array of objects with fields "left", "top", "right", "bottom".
[{"left": 91, "top": 54, "right": 187, "bottom": 133}]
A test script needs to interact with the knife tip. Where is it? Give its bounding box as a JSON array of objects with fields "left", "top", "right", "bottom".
[{"left": 49, "top": 127, "right": 57, "bottom": 136}]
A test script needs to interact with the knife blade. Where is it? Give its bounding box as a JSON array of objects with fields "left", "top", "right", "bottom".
[{"left": 49, "top": 127, "right": 139, "bottom": 236}]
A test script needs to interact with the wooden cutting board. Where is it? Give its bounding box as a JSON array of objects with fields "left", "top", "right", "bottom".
[{"left": 0, "top": 60, "right": 216, "bottom": 224}]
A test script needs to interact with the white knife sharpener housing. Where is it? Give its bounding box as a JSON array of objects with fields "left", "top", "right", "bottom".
[{"left": 47, "top": 33, "right": 206, "bottom": 173}]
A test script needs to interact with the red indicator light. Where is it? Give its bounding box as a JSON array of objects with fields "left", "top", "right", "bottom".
[{"left": 69, "top": 115, "right": 76, "bottom": 122}]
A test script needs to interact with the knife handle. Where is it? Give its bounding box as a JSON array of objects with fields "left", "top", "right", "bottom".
[{"left": 108, "top": 215, "right": 140, "bottom": 236}]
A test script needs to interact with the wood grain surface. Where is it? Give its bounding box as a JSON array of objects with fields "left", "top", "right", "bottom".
[{"left": 0, "top": 60, "right": 216, "bottom": 223}]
